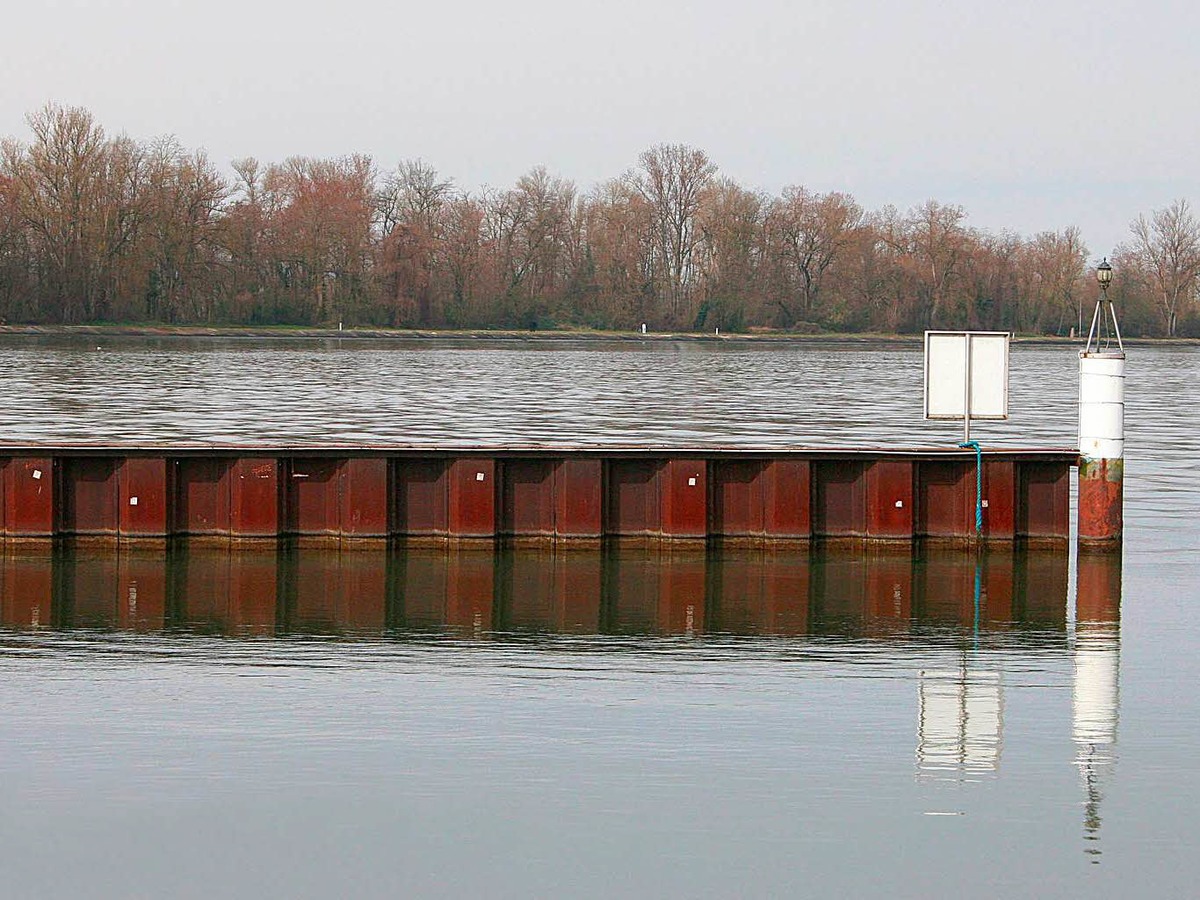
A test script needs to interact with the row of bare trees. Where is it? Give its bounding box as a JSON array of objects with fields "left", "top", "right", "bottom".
[{"left": 2, "top": 104, "right": 1198, "bottom": 335}]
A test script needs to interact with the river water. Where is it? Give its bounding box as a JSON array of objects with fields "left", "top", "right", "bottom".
[{"left": 1, "top": 336, "right": 1197, "bottom": 898}]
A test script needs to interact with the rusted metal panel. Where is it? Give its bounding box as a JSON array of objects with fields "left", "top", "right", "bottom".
[
  {"left": 607, "top": 460, "right": 661, "bottom": 536},
  {"left": 917, "top": 461, "right": 971, "bottom": 539},
  {"left": 116, "top": 548, "right": 167, "bottom": 631},
  {"left": 1018, "top": 461, "right": 1070, "bottom": 540},
  {"left": 813, "top": 460, "right": 866, "bottom": 537},
  {"left": 865, "top": 460, "right": 914, "bottom": 540},
  {"left": 661, "top": 459, "right": 707, "bottom": 538},
  {"left": 711, "top": 460, "right": 765, "bottom": 537},
  {"left": 982, "top": 460, "right": 1016, "bottom": 540},
  {"left": 173, "top": 458, "right": 232, "bottom": 535},
  {"left": 554, "top": 458, "right": 603, "bottom": 538},
  {"left": 0, "top": 442, "right": 1081, "bottom": 464},
  {"left": 763, "top": 459, "right": 810, "bottom": 539},
  {"left": 1078, "top": 458, "right": 1123, "bottom": 544},
  {"left": 501, "top": 459, "right": 556, "bottom": 536},
  {"left": 285, "top": 458, "right": 342, "bottom": 535},
  {"left": 658, "top": 547, "right": 706, "bottom": 634},
  {"left": 119, "top": 457, "right": 169, "bottom": 537},
  {"left": 339, "top": 457, "right": 389, "bottom": 537},
  {"left": 448, "top": 458, "right": 496, "bottom": 538},
  {"left": 445, "top": 548, "right": 494, "bottom": 629},
  {"left": 1, "top": 545, "right": 54, "bottom": 628},
  {"left": 61, "top": 457, "right": 120, "bottom": 535},
  {"left": 230, "top": 457, "right": 280, "bottom": 538},
  {"left": 0, "top": 445, "right": 1085, "bottom": 544},
  {"left": 394, "top": 458, "right": 448, "bottom": 536}
]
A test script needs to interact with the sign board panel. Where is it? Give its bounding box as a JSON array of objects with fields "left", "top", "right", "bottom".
[{"left": 924, "top": 331, "right": 1010, "bottom": 420}]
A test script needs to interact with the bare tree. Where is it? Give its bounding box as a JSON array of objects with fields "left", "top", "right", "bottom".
[
  {"left": 899, "top": 200, "right": 969, "bottom": 329},
  {"left": 766, "top": 186, "right": 862, "bottom": 326},
  {"left": 636, "top": 144, "right": 716, "bottom": 324},
  {"left": 577, "top": 177, "right": 655, "bottom": 327},
  {"left": 141, "top": 138, "right": 228, "bottom": 320},
  {"left": 696, "top": 178, "right": 765, "bottom": 329},
  {"left": 1020, "top": 227, "right": 1088, "bottom": 335},
  {"left": 377, "top": 160, "right": 454, "bottom": 238},
  {"left": 5, "top": 104, "right": 110, "bottom": 321},
  {"left": 1130, "top": 199, "right": 1200, "bottom": 337}
]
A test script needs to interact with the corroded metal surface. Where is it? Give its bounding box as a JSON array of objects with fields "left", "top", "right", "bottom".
[
  {"left": 1078, "top": 458, "right": 1124, "bottom": 545},
  {"left": 0, "top": 446, "right": 1078, "bottom": 543}
]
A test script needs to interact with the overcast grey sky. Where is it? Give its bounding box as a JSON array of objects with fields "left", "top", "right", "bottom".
[{"left": 3, "top": 0, "right": 1196, "bottom": 257}]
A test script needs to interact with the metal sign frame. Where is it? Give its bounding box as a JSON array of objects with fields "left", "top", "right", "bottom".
[{"left": 923, "top": 331, "right": 1011, "bottom": 442}]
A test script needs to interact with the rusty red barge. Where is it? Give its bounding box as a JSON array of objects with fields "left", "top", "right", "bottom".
[{"left": 0, "top": 445, "right": 1078, "bottom": 544}]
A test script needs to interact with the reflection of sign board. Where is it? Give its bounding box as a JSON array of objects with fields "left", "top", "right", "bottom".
[
  {"left": 924, "top": 331, "right": 1010, "bottom": 421},
  {"left": 918, "top": 669, "right": 1004, "bottom": 776}
]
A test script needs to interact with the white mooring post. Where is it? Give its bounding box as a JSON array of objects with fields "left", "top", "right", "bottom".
[{"left": 1078, "top": 259, "right": 1124, "bottom": 546}]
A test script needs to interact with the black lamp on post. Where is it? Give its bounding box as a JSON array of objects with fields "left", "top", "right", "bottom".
[{"left": 1086, "top": 258, "right": 1122, "bottom": 352}]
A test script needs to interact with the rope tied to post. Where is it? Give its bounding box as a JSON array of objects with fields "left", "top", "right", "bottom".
[{"left": 958, "top": 440, "right": 983, "bottom": 536}]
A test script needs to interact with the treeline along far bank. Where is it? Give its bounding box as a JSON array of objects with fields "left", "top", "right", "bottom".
[{"left": 2, "top": 104, "right": 1198, "bottom": 337}]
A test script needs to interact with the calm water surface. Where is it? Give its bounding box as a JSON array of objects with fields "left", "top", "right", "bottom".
[{"left": 1, "top": 336, "right": 1198, "bottom": 898}]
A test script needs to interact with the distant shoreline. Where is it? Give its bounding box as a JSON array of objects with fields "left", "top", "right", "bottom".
[{"left": 0, "top": 324, "right": 1193, "bottom": 346}]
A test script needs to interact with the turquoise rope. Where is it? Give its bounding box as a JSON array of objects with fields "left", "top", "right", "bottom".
[{"left": 958, "top": 440, "right": 983, "bottom": 535}]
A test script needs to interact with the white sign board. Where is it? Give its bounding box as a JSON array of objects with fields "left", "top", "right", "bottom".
[{"left": 924, "top": 331, "right": 1010, "bottom": 421}]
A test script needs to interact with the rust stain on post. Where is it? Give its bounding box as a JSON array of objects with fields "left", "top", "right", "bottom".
[{"left": 1078, "top": 457, "right": 1123, "bottom": 545}]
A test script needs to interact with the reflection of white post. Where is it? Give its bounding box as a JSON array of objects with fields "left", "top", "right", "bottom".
[
  {"left": 1073, "top": 629, "right": 1119, "bottom": 745},
  {"left": 1073, "top": 624, "right": 1120, "bottom": 850}
]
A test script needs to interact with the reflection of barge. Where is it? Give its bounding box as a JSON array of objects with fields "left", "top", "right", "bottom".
[
  {"left": 1, "top": 445, "right": 1075, "bottom": 545},
  {"left": 0, "top": 539, "right": 1080, "bottom": 638}
]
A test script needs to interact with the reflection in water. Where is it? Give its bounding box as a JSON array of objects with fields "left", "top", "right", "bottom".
[
  {"left": 917, "top": 669, "right": 1003, "bottom": 779},
  {"left": 0, "top": 539, "right": 1072, "bottom": 638},
  {"left": 915, "top": 554, "right": 1006, "bottom": 781},
  {"left": 1074, "top": 552, "right": 1122, "bottom": 863},
  {"left": 0, "top": 537, "right": 1122, "bottom": 867}
]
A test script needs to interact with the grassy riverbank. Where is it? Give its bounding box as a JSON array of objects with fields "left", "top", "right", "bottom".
[{"left": 1, "top": 323, "right": 1195, "bottom": 346}]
